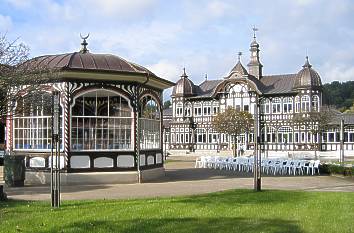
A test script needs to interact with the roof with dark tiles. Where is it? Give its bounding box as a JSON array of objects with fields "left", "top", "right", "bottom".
[
  {"left": 260, "top": 74, "right": 298, "bottom": 94},
  {"left": 184, "top": 72, "right": 299, "bottom": 100},
  {"left": 24, "top": 52, "right": 159, "bottom": 77},
  {"left": 330, "top": 112, "right": 354, "bottom": 125}
]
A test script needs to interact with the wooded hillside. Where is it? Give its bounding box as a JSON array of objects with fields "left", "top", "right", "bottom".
[{"left": 323, "top": 81, "right": 354, "bottom": 112}]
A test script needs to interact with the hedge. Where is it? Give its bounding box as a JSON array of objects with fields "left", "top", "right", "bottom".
[{"left": 319, "top": 164, "right": 354, "bottom": 176}]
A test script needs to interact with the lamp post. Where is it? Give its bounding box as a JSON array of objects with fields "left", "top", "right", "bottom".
[
  {"left": 340, "top": 119, "right": 345, "bottom": 165},
  {"left": 250, "top": 91, "right": 262, "bottom": 191},
  {"left": 9, "top": 98, "right": 16, "bottom": 152},
  {"left": 163, "top": 126, "right": 168, "bottom": 161},
  {"left": 51, "top": 91, "right": 61, "bottom": 208},
  {"left": 189, "top": 117, "right": 197, "bottom": 152}
]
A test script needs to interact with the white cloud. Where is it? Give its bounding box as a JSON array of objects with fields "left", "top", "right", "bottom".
[
  {"left": 46, "top": 0, "right": 157, "bottom": 21},
  {"left": 4, "top": 0, "right": 33, "bottom": 8},
  {"left": 0, "top": 14, "right": 13, "bottom": 31},
  {"left": 4, "top": 0, "right": 354, "bottom": 88},
  {"left": 148, "top": 59, "right": 181, "bottom": 82},
  {"left": 81, "top": 0, "right": 158, "bottom": 18},
  {"left": 183, "top": 0, "right": 238, "bottom": 28},
  {"left": 293, "top": 0, "right": 318, "bottom": 6},
  {"left": 321, "top": 63, "right": 354, "bottom": 83},
  {"left": 206, "top": 0, "right": 229, "bottom": 18}
]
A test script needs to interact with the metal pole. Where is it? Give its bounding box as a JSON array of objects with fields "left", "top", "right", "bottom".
[
  {"left": 51, "top": 91, "right": 60, "bottom": 208},
  {"left": 135, "top": 90, "right": 142, "bottom": 184},
  {"left": 253, "top": 99, "right": 261, "bottom": 191},
  {"left": 50, "top": 94, "right": 54, "bottom": 207},
  {"left": 257, "top": 101, "right": 262, "bottom": 191},
  {"left": 340, "top": 119, "right": 344, "bottom": 165},
  {"left": 57, "top": 93, "right": 61, "bottom": 207},
  {"left": 254, "top": 104, "right": 258, "bottom": 191}
]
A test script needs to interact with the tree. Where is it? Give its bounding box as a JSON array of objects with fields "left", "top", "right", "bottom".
[
  {"left": 345, "top": 101, "right": 354, "bottom": 113},
  {"left": 323, "top": 81, "right": 354, "bottom": 112},
  {"left": 163, "top": 100, "right": 171, "bottom": 109},
  {"left": 292, "top": 106, "right": 334, "bottom": 159},
  {"left": 0, "top": 33, "right": 53, "bottom": 118},
  {"left": 212, "top": 107, "right": 254, "bottom": 157}
]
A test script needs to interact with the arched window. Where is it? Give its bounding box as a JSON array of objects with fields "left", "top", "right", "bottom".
[
  {"left": 225, "top": 83, "right": 250, "bottom": 110},
  {"left": 260, "top": 99, "right": 270, "bottom": 114},
  {"left": 312, "top": 95, "right": 319, "bottom": 112},
  {"left": 301, "top": 95, "right": 310, "bottom": 112},
  {"left": 176, "top": 102, "right": 183, "bottom": 117},
  {"left": 295, "top": 96, "right": 300, "bottom": 113},
  {"left": 13, "top": 92, "right": 59, "bottom": 150},
  {"left": 277, "top": 126, "right": 293, "bottom": 143},
  {"left": 203, "top": 102, "right": 211, "bottom": 116},
  {"left": 71, "top": 90, "right": 133, "bottom": 151},
  {"left": 261, "top": 127, "right": 266, "bottom": 142},
  {"left": 184, "top": 102, "right": 192, "bottom": 117},
  {"left": 266, "top": 127, "right": 276, "bottom": 143},
  {"left": 139, "top": 95, "right": 161, "bottom": 149},
  {"left": 272, "top": 98, "right": 282, "bottom": 114},
  {"left": 283, "top": 97, "right": 293, "bottom": 113},
  {"left": 196, "top": 129, "right": 206, "bottom": 143},
  {"left": 194, "top": 103, "right": 202, "bottom": 116}
]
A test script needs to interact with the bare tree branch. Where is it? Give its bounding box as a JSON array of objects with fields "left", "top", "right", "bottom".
[{"left": 0, "top": 33, "right": 58, "bottom": 118}]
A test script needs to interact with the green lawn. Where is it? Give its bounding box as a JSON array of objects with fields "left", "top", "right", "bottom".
[{"left": 1, "top": 190, "right": 353, "bottom": 233}]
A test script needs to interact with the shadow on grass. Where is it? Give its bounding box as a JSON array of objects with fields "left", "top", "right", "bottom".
[
  {"left": 152, "top": 167, "right": 253, "bottom": 183},
  {"left": 4, "top": 184, "right": 112, "bottom": 197},
  {"left": 36, "top": 217, "right": 304, "bottom": 233},
  {"left": 156, "top": 166, "right": 325, "bottom": 184},
  {"left": 170, "top": 189, "right": 310, "bottom": 206}
]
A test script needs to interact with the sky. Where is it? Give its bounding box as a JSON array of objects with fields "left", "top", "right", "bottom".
[{"left": 1, "top": 0, "right": 354, "bottom": 100}]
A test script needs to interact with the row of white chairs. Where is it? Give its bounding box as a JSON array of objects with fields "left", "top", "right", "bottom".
[{"left": 195, "top": 156, "right": 321, "bottom": 176}]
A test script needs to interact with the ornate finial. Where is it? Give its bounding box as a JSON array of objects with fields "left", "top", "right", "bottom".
[
  {"left": 80, "top": 33, "right": 90, "bottom": 53},
  {"left": 205, "top": 73, "right": 208, "bottom": 81},
  {"left": 181, "top": 67, "right": 188, "bottom": 78},
  {"left": 303, "top": 55, "right": 312, "bottom": 68},
  {"left": 237, "top": 52, "right": 242, "bottom": 62},
  {"left": 252, "top": 26, "right": 258, "bottom": 39}
]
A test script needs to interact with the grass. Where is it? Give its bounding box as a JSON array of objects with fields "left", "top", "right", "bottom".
[{"left": 0, "top": 189, "right": 354, "bottom": 233}]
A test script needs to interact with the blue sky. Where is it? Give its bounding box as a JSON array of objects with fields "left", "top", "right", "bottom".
[{"left": 1, "top": 0, "right": 354, "bottom": 99}]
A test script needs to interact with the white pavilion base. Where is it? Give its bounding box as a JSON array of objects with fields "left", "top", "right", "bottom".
[{"left": 25, "top": 167, "right": 165, "bottom": 186}]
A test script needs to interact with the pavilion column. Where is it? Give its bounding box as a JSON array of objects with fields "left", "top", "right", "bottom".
[
  {"left": 6, "top": 109, "right": 13, "bottom": 151},
  {"left": 63, "top": 83, "right": 70, "bottom": 169},
  {"left": 133, "top": 85, "right": 141, "bottom": 183}
]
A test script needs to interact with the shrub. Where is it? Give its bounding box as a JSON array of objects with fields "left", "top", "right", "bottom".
[{"left": 319, "top": 164, "right": 353, "bottom": 176}]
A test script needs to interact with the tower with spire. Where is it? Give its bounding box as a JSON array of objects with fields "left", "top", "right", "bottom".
[{"left": 247, "top": 27, "right": 263, "bottom": 79}]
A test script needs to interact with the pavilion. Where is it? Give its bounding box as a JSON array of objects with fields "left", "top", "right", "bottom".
[{"left": 5, "top": 36, "right": 174, "bottom": 185}]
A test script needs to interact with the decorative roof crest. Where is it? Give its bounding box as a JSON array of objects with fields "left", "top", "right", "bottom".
[{"left": 80, "top": 33, "right": 90, "bottom": 53}]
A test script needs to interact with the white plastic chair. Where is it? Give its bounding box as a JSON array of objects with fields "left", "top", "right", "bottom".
[
  {"left": 195, "top": 156, "right": 204, "bottom": 168},
  {"left": 312, "top": 160, "right": 320, "bottom": 175},
  {"left": 303, "top": 160, "right": 314, "bottom": 175},
  {"left": 294, "top": 160, "right": 305, "bottom": 175}
]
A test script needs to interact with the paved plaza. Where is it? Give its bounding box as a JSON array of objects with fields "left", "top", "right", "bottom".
[{"left": 3, "top": 156, "right": 354, "bottom": 201}]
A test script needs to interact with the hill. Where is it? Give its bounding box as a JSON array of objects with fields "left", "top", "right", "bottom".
[{"left": 323, "top": 81, "right": 354, "bottom": 112}]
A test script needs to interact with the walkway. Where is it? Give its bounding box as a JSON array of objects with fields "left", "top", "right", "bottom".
[{"left": 4, "top": 156, "right": 354, "bottom": 201}]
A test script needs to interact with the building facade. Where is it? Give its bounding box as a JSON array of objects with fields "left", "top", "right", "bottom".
[{"left": 164, "top": 35, "right": 354, "bottom": 154}]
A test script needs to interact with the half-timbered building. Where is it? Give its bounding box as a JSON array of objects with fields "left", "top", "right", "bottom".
[{"left": 165, "top": 34, "right": 354, "bottom": 155}]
